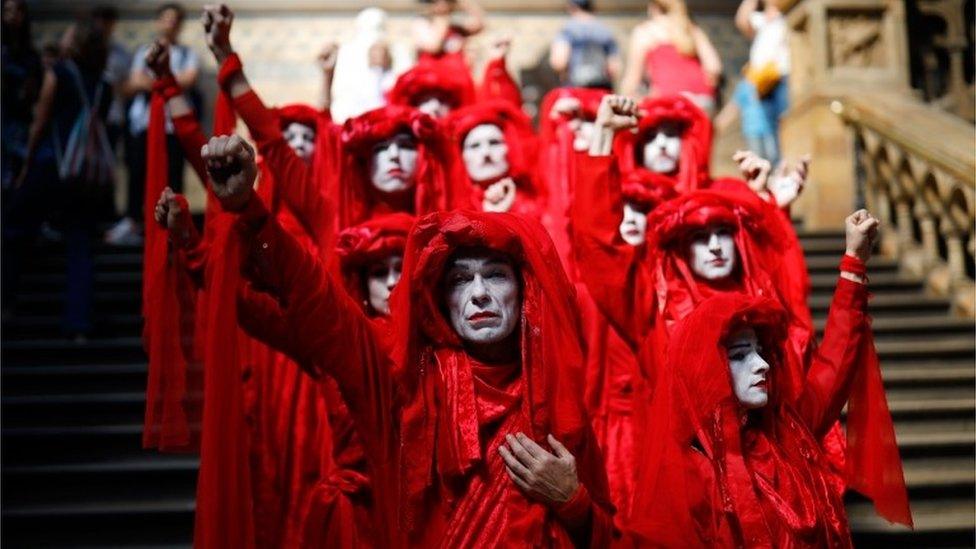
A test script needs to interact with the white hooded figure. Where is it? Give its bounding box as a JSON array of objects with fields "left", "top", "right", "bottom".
[{"left": 330, "top": 8, "right": 409, "bottom": 122}]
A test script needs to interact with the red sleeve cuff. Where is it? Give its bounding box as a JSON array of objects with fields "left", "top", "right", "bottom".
[
  {"left": 152, "top": 75, "right": 182, "bottom": 101},
  {"left": 553, "top": 483, "right": 593, "bottom": 526},
  {"left": 832, "top": 275, "right": 869, "bottom": 312},
  {"left": 217, "top": 53, "right": 244, "bottom": 90}
]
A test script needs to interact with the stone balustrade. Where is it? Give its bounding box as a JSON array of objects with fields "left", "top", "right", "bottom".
[{"left": 833, "top": 93, "right": 975, "bottom": 315}]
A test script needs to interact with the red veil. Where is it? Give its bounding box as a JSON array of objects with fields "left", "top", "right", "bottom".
[
  {"left": 337, "top": 105, "right": 458, "bottom": 229},
  {"left": 335, "top": 212, "right": 414, "bottom": 306},
  {"left": 613, "top": 94, "right": 712, "bottom": 194},
  {"left": 446, "top": 100, "right": 544, "bottom": 217},
  {"left": 387, "top": 60, "right": 476, "bottom": 111},
  {"left": 389, "top": 210, "right": 612, "bottom": 545},
  {"left": 537, "top": 87, "right": 608, "bottom": 270}
]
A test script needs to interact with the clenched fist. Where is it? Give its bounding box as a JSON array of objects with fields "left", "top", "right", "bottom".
[
  {"left": 154, "top": 187, "right": 197, "bottom": 249},
  {"left": 732, "top": 149, "right": 772, "bottom": 195},
  {"left": 845, "top": 209, "right": 880, "bottom": 263},
  {"left": 145, "top": 39, "right": 172, "bottom": 79},
  {"left": 594, "top": 94, "right": 639, "bottom": 133},
  {"left": 201, "top": 135, "right": 257, "bottom": 212},
  {"left": 318, "top": 42, "right": 339, "bottom": 73},
  {"left": 202, "top": 3, "right": 234, "bottom": 62}
]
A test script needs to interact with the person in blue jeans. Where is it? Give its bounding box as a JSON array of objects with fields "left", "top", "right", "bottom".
[{"left": 715, "top": 78, "right": 782, "bottom": 166}]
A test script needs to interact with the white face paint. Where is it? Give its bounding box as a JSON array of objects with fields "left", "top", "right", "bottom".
[
  {"left": 572, "top": 120, "right": 596, "bottom": 152},
  {"left": 445, "top": 254, "right": 520, "bottom": 345},
  {"left": 415, "top": 93, "right": 451, "bottom": 119},
  {"left": 365, "top": 254, "right": 403, "bottom": 316},
  {"left": 726, "top": 328, "right": 770, "bottom": 409},
  {"left": 618, "top": 201, "right": 648, "bottom": 246},
  {"left": 641, "top": 121, "right": 683, "bottom": 174},
  {"left": 283, "top": 122, "right": 316, "bottom": 161},
  {"left": 462, "top": 124, "right": 510, "bottom": 183},
  {"left": 688, "top": 225, "right": 737, "bottom": 280},
  {"left": 368, "top": 133, "right": 419, "bottom": 194}
]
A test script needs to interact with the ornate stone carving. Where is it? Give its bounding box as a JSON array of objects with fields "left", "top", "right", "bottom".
[{"left": 827, "top": 10, "right": 885, "bottom": 68}]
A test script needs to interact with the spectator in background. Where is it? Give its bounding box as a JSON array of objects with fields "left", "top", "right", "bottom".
[
  {"left": 412, "top": 0, "right": 484, "bottom": 68},
  {"left": 14, "top": 14, "right": 115, "bottom": 340},
  {"left": 91, "top": 6, "right": 131, "bottom": 149},
  {"left": 549, "top": 0, "right": 621, "bottom": 90},
  {"left": 106, "top": 2, "right": 198, "bottom": 246},
  {"left": 2, "top": 0, "right": 44, "bottom": 316},
  {"left": 735, "top": 0, "right": 789, "bottom": 163},
  {"left": 330, "top": 7, "right": 396, "bottom": 122},
  {"left": 620, "top": 0, "right": 722, "bottom": 115},
  {"left": 714, "top": 77, "right": 780, "bottom": 165}
]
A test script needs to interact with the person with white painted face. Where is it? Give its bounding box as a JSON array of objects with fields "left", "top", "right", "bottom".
[
  {"left": 628, "top": 212, "right": 912, "bottom": 543},
  {"left": 612, "top": 94, "right": 712, "bottom": 194},
  {"left": 569, "top": 94, "right": 677, "bottom": 525},
  {"left": 448, "top": 100, "right": 546, "bottom": 217},
  {"left": 388, "top": 61, "right": 475, "bottom": 119},
  {"left": 199, "top": 139, "right": 613, "bottom": 546}
]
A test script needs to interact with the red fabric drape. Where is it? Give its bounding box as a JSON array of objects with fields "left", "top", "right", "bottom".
[{"left": 141, "top": 79, "right": 202, "bottom": 452}]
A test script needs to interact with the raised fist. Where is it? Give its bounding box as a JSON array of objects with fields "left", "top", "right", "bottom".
[
  {"left": 844, "top": 209, "right": 880, "bottom": 263},
  {"left": 732, "top": 149, "right": 772, "bottom": 195},
  {"left": 202, "top": 3, "right": 234, "bottom": 61},
  {"left": 594, "top": 94, "right": 639, "bottom": 133},
  {"left": 318, "top": 42, "right": 339, "bottom": 73},
  {"left": 767, "top": 155, "right": 810, "bottom": 208},
  {"left": 549, "top": 96, "right": 581, "bottom": 121},
  {"left": 154, "top": 187, "right": 197, "bottom": 249},
  {"left": 145, "top": 39, "right": 172, "bottom": 78},
  {"left": 201, "top": 135, "right": 257, "bottom": 212}
]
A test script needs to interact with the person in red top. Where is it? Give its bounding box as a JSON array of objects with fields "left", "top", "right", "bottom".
[
  {"left": 612, "top": 94, "right": 712, "bottom": 194},
  {"left": 297, "top": 213, "right": 414, "bottom": 549},
  {"left": 626, "top": 210, "right": 912, "bottom": 546},
  {"left": 198, "top": 133, "right": 614, "bottom": 548},
  {"left": 447, "top": 99, "right": 545, "bottom": 218}
]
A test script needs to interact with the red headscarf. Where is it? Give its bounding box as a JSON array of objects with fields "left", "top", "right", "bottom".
[
  {"left": 335, "top": 212, "right": 414, "bottom": 307},
  {"left": 390, "top": 210, "right": 608, "bottom": 539},
  {"left": 446, "top": 100, "right": 544, "bottom": 214},
  {"left": 388, "top": 60, "right": 476, "bottom": 111},
  {"left": 628, "top": 293, "right": 854, "bottom": 547},
  {"left": 613, "top": 94, "right": 712, "bottom": 194},
  {"left": 337, "top": 105, "right": 457, "bottom": 229},
  {"left": 647, "top": 186, "right": 785, "bottom": 330}
]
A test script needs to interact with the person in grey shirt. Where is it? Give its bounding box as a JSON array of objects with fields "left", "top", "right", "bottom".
[
  {"left": 106, "top": 2, "right": 198, "bottom": 246},
  {"left": 549, "top": 0, "right": 621, "bottom": 89}
]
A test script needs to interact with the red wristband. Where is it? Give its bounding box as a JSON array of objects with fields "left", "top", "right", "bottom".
[
  {"left": 839, "top": 254, "right": 867, "bottom": 277},
  {"left": 152, "top": 75, "right": 182, "bottom": 101},
  {"left": 217, "top": 53, "right": 243, "bottom": 89}
]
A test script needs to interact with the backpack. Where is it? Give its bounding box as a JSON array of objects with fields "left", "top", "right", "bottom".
[{"left": 54, "top": 60, "right": 115, "bottom": 190}]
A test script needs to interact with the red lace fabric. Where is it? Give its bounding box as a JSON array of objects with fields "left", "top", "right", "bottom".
[
  {"left": 445, "top": 100, "right": 545, "bottom": 218},
  {"left": 338, "top": 105, "right": 460, "bottom": 229},
  {"left": 627, "top": 292, "right": 910, "bottom": 547},
  {"left": 613, "top": 94, "right": 712, "bottom": 194}
]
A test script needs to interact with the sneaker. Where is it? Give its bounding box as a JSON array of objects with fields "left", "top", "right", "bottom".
[{"left": 104, "top": 217, "right": 137, "bottom": 245}]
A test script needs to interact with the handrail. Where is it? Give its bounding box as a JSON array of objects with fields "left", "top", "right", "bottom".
[{"left": 832, "top": 92, "right": 975, "bottom": 315}]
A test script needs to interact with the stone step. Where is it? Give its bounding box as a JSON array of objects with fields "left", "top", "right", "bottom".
[
  {"left": 13, "top": 290, "right": 142, "bottom": 315},
  {"left": 809, "top": 272, "right": 924, "bottom": 294},
  {"left": 2, "top": 336, "right": 145, "bottom": 366},
  {"left": 900, "top": 457, "right": 976, "bottom": 499},
  {"left": 1, "top": 497, "right": 194, "bottom": 547},
  {"left": 19, "top": 271, "right": 142, "bottom": 294},
  {"left": 3, "top": 312, "right": 143, "bottom": 339},
  {"left": 816, "top": 315, "right": 975, "bottom": 338},
  {"left": 1, "top": 362, "right": 149, "bottom": 396},
  {"left": 805, "top": 256, "right": 899, "bottom": 274},
  {"left": 2, "top": 424, "right": 149, "bottom": 466},
  {"left": 880, "top": 361, "right": 976, "bottom": 388},
  {"left": 847, "top": 498, "right": 974, "bottom": 544},
  {"left": 31, "top": 252, "right": 143, "bottom": 274},
  {"left": 892, "top": 418, "right": 975, "bottom": 457},
  {"left": 3, "top": 392, "right": 148, "bottom": 428},
  {"left": 874, "top": 338, "right": 975, "bottom": 361},
  {"left": 3, "top": 457, "right": 198, "bottom": 507},
  {"left": 808, "top": 293, "right": 951, "bottom": 316}
]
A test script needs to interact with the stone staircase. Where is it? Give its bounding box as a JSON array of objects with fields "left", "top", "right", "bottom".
[
  {"left": 1, "top": 230, "right": 973, "bottom": 547},
  {"left": 1, "top": 242, "right": 195, "bottom": 547}
]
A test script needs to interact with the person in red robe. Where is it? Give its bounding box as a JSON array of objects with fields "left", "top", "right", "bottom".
[
  {"left": 446, "top": 99, "right": 545, "bottom": 218},
  {"left": 626, "top": 209, "right": 913, "bottom": 546},
  {"left": 537, "top": 87, "right": 608, "bottom": 271},
  {"left": 612, "top": 94, "right": 712, "bottom": 194},
  {"left": 388, "top": 59, "right": 477, "bottom": 119},
  {"left": 198, "top": 133, "right": 614, "bottom": 547}
]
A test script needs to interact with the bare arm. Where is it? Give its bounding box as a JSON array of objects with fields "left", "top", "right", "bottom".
[
  {"left": 413, "top": 17, "right": 452, "bottom": 54},
  {"left": 317, "top": 43, "right": 338, "bottom": 111},
  {"left": 549, "top": 39, "right": 571, "bottom": 76},
  {"left": 692, "top": 26, "right": 722, "bottom": 87},
  {"left": 456, "top": 0, "right": 486, "bottom": 35},
  {"left": 735, "top": 0, "right": 759, "bottom": 39},
  {"left": 620, "top": 28, "right": 648, "bottom": 97}
]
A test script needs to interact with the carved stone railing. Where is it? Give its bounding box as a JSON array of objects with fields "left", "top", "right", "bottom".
[
  {"left": 911, "top": 0, "right": 975, "bottom": 121},
  {"left": 833, "top": 93, "right": 976, "bottom": 316}
]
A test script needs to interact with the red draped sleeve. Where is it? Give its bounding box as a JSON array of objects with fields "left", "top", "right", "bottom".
[
  {"left": 571, "top": 153, "right": 651, "bottom": 349},
  {"left": 478, "top": 57, "right": 522, "bottom": 108}
]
